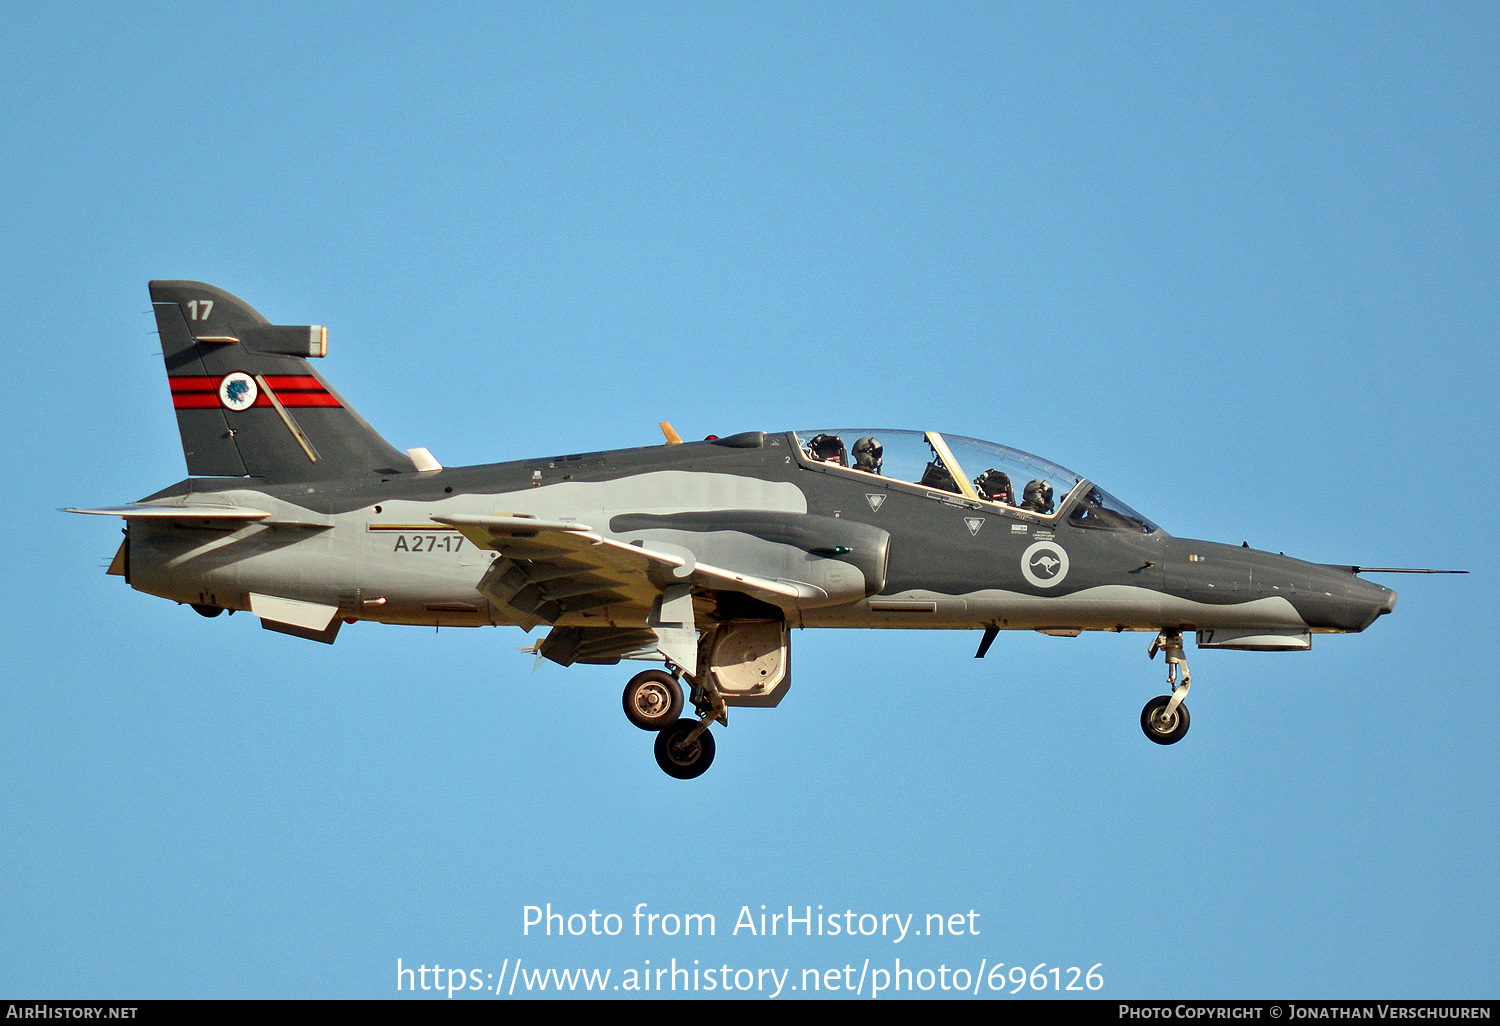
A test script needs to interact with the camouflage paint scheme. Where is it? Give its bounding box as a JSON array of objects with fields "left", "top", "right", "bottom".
[{"left": 72, "top": 283, "right": 1399, "bottom": 774}]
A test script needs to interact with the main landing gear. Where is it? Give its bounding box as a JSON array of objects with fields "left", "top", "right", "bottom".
[
  {"left": 621, "top": 666, "right": 727, "bottom": 779},
  {"left": 1141, "top": 629, "right": 1192, "bottom": 745},
  {"left": 622, "top": 670, "right": 683, "bottom": 731},
  {"left": 654, "top": 718, "right": 716, "bottom": 780}
]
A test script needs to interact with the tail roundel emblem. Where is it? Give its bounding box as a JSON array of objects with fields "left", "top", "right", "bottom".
[{"left": 218, "top": 372, "right": 258, "bottom": 411}]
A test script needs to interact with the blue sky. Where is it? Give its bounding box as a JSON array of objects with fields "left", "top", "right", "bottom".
[{"left": 1, "top": 2, "right": 1495, "bottom": 999}]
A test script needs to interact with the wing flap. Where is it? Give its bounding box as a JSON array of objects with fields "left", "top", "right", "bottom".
[{"left": 535, "top": 626, "right": 664, "bottom": 666}]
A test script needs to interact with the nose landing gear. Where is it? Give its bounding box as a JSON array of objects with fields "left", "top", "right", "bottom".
[
  {"left": 1141, "top": 629, "right": 1192, "bottom": 745},
  {"left": 1141, "top": 693, "right": 1191, "bottom": 744}
]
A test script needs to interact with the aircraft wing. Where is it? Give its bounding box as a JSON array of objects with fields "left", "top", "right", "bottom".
[{"left": 431, "top": 514, "right": 800, "bottom": 631}]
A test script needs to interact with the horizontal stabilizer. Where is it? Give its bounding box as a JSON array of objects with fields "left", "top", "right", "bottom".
[
  {"left": 66, "top": 502, "right": 331, "bottom": 528},
  {"left": 67, "top": 503, "right": 271, "bottom": 520}
]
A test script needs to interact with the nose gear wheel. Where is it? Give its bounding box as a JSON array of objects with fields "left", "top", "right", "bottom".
[{"left": 1141, "top": 694, "right": 1191, "bottom": 744}]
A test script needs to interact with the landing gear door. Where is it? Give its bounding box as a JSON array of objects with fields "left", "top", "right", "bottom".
[{"left": 707, "top": 621, "right": 791, "bottom": 708}]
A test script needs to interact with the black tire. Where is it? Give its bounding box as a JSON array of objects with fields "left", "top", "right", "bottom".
[
  {"left": 191, "top": 603, "right": 224, "bottom": 618},
  {"left": 622, "top": 670, "right": 684, "bottom": 731},
  {"left": 1140, "top": 694, "right": 1191, "bottom": 745},
  {"left": 654, "top": 718, "right": 716, "bottom": 779}
]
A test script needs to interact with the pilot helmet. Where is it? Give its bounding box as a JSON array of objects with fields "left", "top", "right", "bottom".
[
  {"left": 974, "top": 468, "right": 1013, "bottom": 503},
  {"left": 852, "top": 436, "right": 883, "bottom": 473},
  {"left": 1022, "top": 478, "right": 1054, "bottom": 513},
  {"left": 807, "top": 433, "right": 848, "bottom": 466}
]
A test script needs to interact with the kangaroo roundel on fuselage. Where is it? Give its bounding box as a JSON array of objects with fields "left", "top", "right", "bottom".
[{"left": 1020, "top": 541, "right": 1069, "bottom": 588}]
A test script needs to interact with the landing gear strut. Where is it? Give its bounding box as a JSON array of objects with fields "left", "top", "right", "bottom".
[
  {"left": 627, "top": 661, "right": 728, "bottom": 779},
  {"left": 1141, "top": 629, "right": 1192, "bottom": 745}
]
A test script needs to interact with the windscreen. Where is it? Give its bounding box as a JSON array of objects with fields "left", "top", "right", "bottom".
[{"left": 1067, "top": 484, "right": 1159, "bottom": 533}]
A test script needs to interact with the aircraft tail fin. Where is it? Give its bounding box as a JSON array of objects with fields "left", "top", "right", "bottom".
[{"left": 149, "top": 281, "right": 416, "bottom": 482}]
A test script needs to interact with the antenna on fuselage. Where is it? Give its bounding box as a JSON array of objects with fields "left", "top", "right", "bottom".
[{"left": 1353, "top": 567, "right": 1468, "bottom": 574}]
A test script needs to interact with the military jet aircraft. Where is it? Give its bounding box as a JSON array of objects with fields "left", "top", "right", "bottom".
[{"left": 72, "top": 282, "right": 1415, "bottom": 778}]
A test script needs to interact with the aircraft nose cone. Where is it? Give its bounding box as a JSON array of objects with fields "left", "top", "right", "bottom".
[
  {"left": 1286, "top": 561, "right": 1398, "bottom": 633},
  {"left": 1348, "top": 576, "right": 1397, "bottom": 630}
]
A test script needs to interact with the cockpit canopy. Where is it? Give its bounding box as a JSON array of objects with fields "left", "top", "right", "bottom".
[{"left": 791, "top": 428, "right": 1159, "bottom": 533}]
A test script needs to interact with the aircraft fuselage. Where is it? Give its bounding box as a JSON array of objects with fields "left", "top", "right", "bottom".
[
  {"left": 75, "top": 280, "right": 1404, "bottom": 775},
  {"left": 122, "top": 430, "right": 1394, "bottom": 639}
]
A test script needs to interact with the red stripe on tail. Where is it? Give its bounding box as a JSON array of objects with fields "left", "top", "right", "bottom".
[{"left": 168, "top": 375, "right": 343, "bottom": 409}]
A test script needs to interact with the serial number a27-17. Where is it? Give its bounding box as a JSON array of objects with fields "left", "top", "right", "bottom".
[{"left": 72, "top": 282, "right": 1420, "bottom": 779}]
